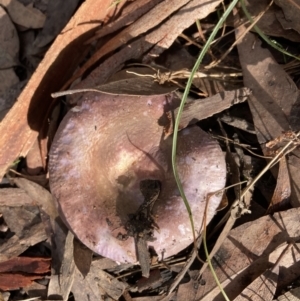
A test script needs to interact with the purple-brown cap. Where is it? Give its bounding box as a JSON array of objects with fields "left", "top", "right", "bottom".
[{"left": 49, "top": 92, "right": 226, "bottom": 263}]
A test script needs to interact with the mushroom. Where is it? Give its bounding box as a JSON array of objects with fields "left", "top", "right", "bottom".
[{"left": 49, "top": 91, "right": 226, "bottom": 265}]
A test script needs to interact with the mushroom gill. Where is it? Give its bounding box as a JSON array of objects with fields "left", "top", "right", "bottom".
[{"left": 49, "top": 92, "right": 226, "bottom": 264}]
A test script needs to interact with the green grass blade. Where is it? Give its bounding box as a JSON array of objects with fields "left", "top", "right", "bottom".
[
  {"left": 171, "top": 0, "right": 239, "bottom": 241},
  {"left": 241, "top": 0, "right": 300, "bottom": 61}
]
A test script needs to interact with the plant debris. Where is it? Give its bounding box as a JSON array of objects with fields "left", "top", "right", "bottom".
[{"left": 1, "top": 0, "right": 300, "bottom": 300}]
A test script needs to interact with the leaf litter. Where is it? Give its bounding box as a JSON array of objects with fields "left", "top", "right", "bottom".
[{"left": 1, "top": 0, "right": 300, "bottom": 300}]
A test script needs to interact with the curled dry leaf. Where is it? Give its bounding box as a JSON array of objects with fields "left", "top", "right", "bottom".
[{"left": 49, "top": 92, "right": 226, "bottom": 264}]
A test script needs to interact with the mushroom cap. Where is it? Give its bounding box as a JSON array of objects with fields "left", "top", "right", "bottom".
[{"left": 49, "top": 92, "right": 226, "bottom": 263}]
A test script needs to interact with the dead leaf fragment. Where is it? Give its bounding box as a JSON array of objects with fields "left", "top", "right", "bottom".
[
  {"left": 0, "top": 273, "right": 44, "bottom": 291},
  {"left": 24, "top": 280, "right": 48, "bottom": 300},
  {"left": 1, "top": 205, "right": 40, "bottom": 237},
  {"left": 0, "top": 256, "right": 51, "bottom": 274},
  {"left": 234, "top": 243, "right": 294, "bottom": 301},
  {"left": 197, "top": 208, "right": 300, "bottom": 300},
  {"left": 267, "top": 157, "right": 291, "bottom": 213},
  {"left": 90, "top": 0, "right": 163, "bottom": 41},
  {"left": 72, "top": 261, "right": 127, "bottom": 301},
  {"left": 0, "top": 6, "right": 19, "bottom": 68},
  {"left": 277, "top": 286, "right": 300, "bottom": 301},
  {"left": 275, "top": 0, "right": 300, "bottom": 34},
  {"left": 165, "top": 88, "right": 251, "bottom": 136},
  {"left": 64, "top": 0, "right": 197, "bottom": 90},
  {"left": 25, "top": 139, "right": 43, "bottom": 175},
  {"left": 67, "top": 0, "right": 222, "bottom": 95},
  {"left": 0, "top": 0, "right": 46, "bottom": 29},
  {"left": 0, "top": 69, "right": 19, "bottom": 122},
  {"left": 47, "top": 230, "right": 75, "bottom": 301},
  {"left": 73, "top": 238, "right": 92, "bottom": 278},
  {"left": 242, "top": 0, "right": 300, "bottom": 42},
  {"left": 176, "top": 271, "right": 199, "bottom": 301},
  {"left": 0, "top": 222, "right": 47, "bottom": 262},
  {"left": 0, "top": 0, "right": 113, "bottom": 181},
  {"left": 0, "top": 69, "right": 19, "bottom": 95},
  {"left": 13, "top": 177, "right": 58, "bottom": 221},
  {"left": 34, "top": 0, "right": 81, "bottom": 47},
  {"left": 237, "top": 32, "right": 296, "bottom": 142},
  {"left": 0, "top": 188, "right": 33, "bottom": 207},
  {"left": 0, "top": 80, "right": 26, "bottom": 122},
  {"left": 236, "top": 28, "right": 300, "bottom": 207},
  {"left": 146, "top": 0, "right": 222, "bottom": 57}
]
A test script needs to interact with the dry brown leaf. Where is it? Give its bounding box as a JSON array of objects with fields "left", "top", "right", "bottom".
[
  {"left": 64, "top": 0, "right": 195, "bottom": 89},
  {"left": 234, "top": 243, "right": 294, "bottom": 301},
  {"left": 91, "top": 257, "right": 119, "bottom": 270},
  {"left": 137, "top": 292, "right": 183, "bottom": 301},
  {"left": 236, "top": 29, "right": 300, "bottom": 207},
  {"left": 13, "top": 177, "right": 58, "bottom": 221},
  {"left": 0, "top": 222, "right": 47, "bottom": 262},
  {"left": 0, "top": 69, "right": 19, "bottom": 97},
  {"left": 277, "top": 286, "right": 300, "bottom": 301},
  {"left": 25, "top": 139, "right": 43, "bottom": 175},
  {"left": 0, "top": 0, "right": 113, "bottom": 181},
  {"left": 90, "top": 0, "right": 163, "bottom": 41},
  {"left": 0, "top": 273, "right": 44, "bottom": 291},
  {"left": 72, "top": 267, "right": 111, "bottom": 301},
  {"left": 155, "top": 42, "right": 196, "bottom": 70},
  {"left": 23, "top": 280, "right": 47, "bottom": 301},
  {"left": 91, "top": 74, "right": 177, "bottom": 96},
  {"left": 220, "top": 115, "right": 256, "bottom": 134},
  {"left": 165, "top": 88, "right": 251, "bottom": 136},
  {"left": 0, "top": 6, "right": 19, "bottom": 68},
  {"left": 196, "top": 208, "right": 300, "bottom": 300},
  {"left": 72, "top": 261, "right": 127, "bottom": 301},
  {"left": 236, "top": 271, "right": 277, "bottom": 301},
  {"left": 175, "top": 271, "right": 198, "bottom": 301},
  {"left": 34, "top": 0, "right": 81, "bottom": 48},
  {"left": 71, "top": 0, "right": 222, "bottom": 94},
  {"left": 48, "top": 230, "right": 75, "bottom": 301},
  {"left": 242, "top": 0, "right": 300, "bottom": 42},
  {"left": 0, "top": 256, "right": 51, "bottom": 274},
  {"left": 267, "top": 157, "right": 291, "bottom": 213},
  {"left": 136, "top": 269, "right": 163, "bottom": 292},
  {"left": 24, "top": 280, "right": 48, "bottom": 300},
  {"left": 0, "top": 0, "right": 46, "bottom": 29},
  {"left": 0, "top": 80, "right": 26, "bottom": 122},
  {"left": 237, "top": 32, "right": 296, "bottom": 142},
  {"left": 145, "top": 0, "right": 222, "bottom": 57},
  {"left": 275, "top": 0, "right": 300, "bottom": 34},
  {"left": 0, "top": 188, "right": 34, "bottom": 207},
  {"left": 73, "top": 238, "right": 92, "bottom": 278},
  {"left": 1, "top": 205, "right": 39, "bottom": 237},
  {"left": 19, "top": 30, "right": 41, "bottom": 70}
]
